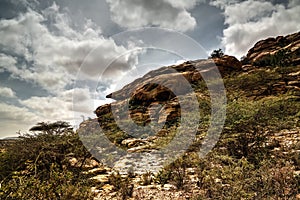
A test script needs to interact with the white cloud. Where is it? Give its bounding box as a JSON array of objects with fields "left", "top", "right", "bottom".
[
  {"left": 162, "top": 0, "right": 200, "bottom": 9},
  {"left": 0, "top": 3, "right": 144, "bottom": 137},
  {"left": 0, "top": 53, "right": 18, "bottom": 72},
  {"left": 210, "top": 0, "right": 239, "bottom": 9},
  {"left": 0, "top": 102, "right": 39, "bottom": 124},
  {"left": 0, "top": 86, "right": 101, "bottom": 137},
  {"left": 0, "top": 102, "right": 40, "bottom": 138},
  {"left": 211, "top": 0, "right": 300, "bottom": 58},
  {"left": 0, "top": 3, "right": 138, "bottom": 94},
  {"left": 223, "top": 1, "right": 277, "bottom": 24},
  {"left": 106, "top": 0, "right": 201, "bottom": 32},
  {"left": 20, "top": 87, "right": 95, "bottom": 121},
  {"left": 0, "top": 87, "right": 16, "bottom": 98},
  {"left": 21, "top": 96, "right": 73, "bottom": 121}
]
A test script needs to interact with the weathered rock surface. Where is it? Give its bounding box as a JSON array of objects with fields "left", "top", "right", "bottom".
[
  {"left": 94, "top": 56, "right": 242, "bottom": 137},
  {"left": 245, "top": 31, "right": 300, "bottom": 66},
  {"left": 105, "top": 56, "right": 241, "bottom": 102},
  {"left": 213, "top": 55, "right": 243, "bottom": 74}
]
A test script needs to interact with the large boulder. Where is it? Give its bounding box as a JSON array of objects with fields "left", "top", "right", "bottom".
[{"left": 213, "top": 55, "right": 243, "bottom": 74}]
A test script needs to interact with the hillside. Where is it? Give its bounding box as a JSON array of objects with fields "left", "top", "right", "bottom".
[
  {"left": 81, "top": 31, "right": 300, "bottom": 199},
  {"left": 1, "top": 32, "right": 300, "bottom": 200}
]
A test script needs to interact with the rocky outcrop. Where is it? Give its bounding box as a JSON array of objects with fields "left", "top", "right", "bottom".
[
  {"left": 91, "top": 31, "right": 300, "bottom": 145},
  {"left": 105, "top": 56, "right": 241, "bottom": 101},
  {"left": 213, "top": 55, "right": 243, "bottom": 74},
  {"left": 245, "top": 31, "right": 300, "bottom": 66},
  {"left": 93, "top": 56, "right": 242, "bottom": 137},
  {"left": 93, "top": 30, "right": 300, "bottom": 149},
  {"left": 96, "top": 56, "right": 241, "bottom": 121}
]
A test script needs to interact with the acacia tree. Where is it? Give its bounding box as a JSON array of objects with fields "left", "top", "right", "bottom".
[{"left": 29, "top": 121, "right": 73, "bottom": 135}]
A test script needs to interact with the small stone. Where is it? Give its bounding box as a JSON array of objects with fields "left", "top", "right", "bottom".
[
  {"left": 186, "top": 168, "right": 196, "bottom": 175},
  {"left": 288, "top": 81, "right": 300, "bottom": 87},
  {"left": 69, "top": 158, "right": 78, "bottom": 166},
  {"left": 163, "top": 184, "right": 177, "bottom": 191},
  {"left": 91, "top": 187, "right": 101, "bottom": 194},
  {"left": 84, "top": 167, "right": 107, "bottom": 175},
  {"left": 102, "top": 184, "right": 114, "bottom": 192},
  {"left": 90, "top": 174, "right": 109, "bottom": 183},
  {"left": 83, "top": 159, "right": 100, "bottom": 169},
  {"left": 215, "top": 178, "right": 222, "bottom": 183},
  {"left": 127, "top": 145, "right": 151, "bottom": 153},
  {"left": 294, "top": 171, "right": 300, "bottom": 177}
]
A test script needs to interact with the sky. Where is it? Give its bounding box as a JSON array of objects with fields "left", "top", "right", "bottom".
[{"left": 0, "top": 0, "right": 299, "bottom": 138}]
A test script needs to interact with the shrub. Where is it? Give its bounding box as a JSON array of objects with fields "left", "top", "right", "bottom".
[
  {"left": 155, "top": 156, "right": 190, "bottom": 190},
  {"left": 270, "top": 49, "right": 292, "bottom": 68},
  {"left": 0, "top": 121, "right": 95, "bottom": 200},
  {"left": 209, "top": 49, "right": 224, "bottom": 58},
  {"left": 108, "top": 172, "right": 134, "bottom": 200},
  {"left": 194, "top": 155, "right": 299, "bottom": 199},
  {"left": 140, "top": 171, "right": 153, "bottom": 186}
]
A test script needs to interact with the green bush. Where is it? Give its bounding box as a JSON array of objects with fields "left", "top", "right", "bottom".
[
  {"left": 0, "top": 122, "right": 95, "bottom": 200},
  {"left": 155, "top": 156, "right": 191, "bottom": 190},
  {"left": 108, "top": 172, "right": 134, "bottom": 200},
  {"left": 194, "top": 155, "right": 299, "bottom": 199},
  {"left": 0, "top": 165, "right": 95, "bottom": 200},
  {"left": 220, "top": 97, "right": 299, "bottom": 162}
]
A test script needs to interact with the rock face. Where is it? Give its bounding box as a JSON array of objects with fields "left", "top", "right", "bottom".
[
  {"left": 93, "top": 56, "right": 242, "bottom": 139},
  {"left": 89, "top": 55, "right": 243, "bottom": 174},
  {"left": 97, "top": 56, "right": 241, "bottom": 117},
  {"left": 105, "top": 56, "right": 241, "bottom": 101},
  {"left": 245, "top": 31, "right": 300, "bottom": 66},
  {"left": 213, "top": 55, "right": 243, "bottom": 74}
]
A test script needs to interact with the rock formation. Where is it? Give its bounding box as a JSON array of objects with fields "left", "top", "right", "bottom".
[
  {"left": 244, "top": 31, "right": 300, "bottom": 66},
  {"left": 76, "top": 31, "right": 300, "bottom": 200},
  {"left": 89, "top": 31, "right": 300, "bottom": 152}
]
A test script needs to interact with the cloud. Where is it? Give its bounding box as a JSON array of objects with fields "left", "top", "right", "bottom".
[
  {"left": 0, "top": 102, "right": 39, "bottom": 123},
  {"left": 0, "top": 102, "right": 42, "bottom": 138},
  {"left": 0, "top": 86, "right": 16, "bottom": 98},
  {"left": 289, "top": 0, "right": 300, "bottom": 7},
  {"left": 210, "top": 0, "right": 239, "bottom": 9},
  {"left": 105, "top": 0, "right": 203, "bottom": 32},
  {"left": 223, "top": 1, "right": 277, "bottom": 24},
  {"left": 0, "top": 53, "right": 17, "bottom": 71},
  {"left": 0, "top": 86, "right": 101, "bottom": 137},
  {"left": 211, "top": 0, "right": 300, "bottom": 58},
  {"left": 20, "top": 87, "right": 95, "bottom": 121},
  {"left": 0, "top": 2, "right": 142, "bottom": 136},
  {"left": 0, "top": 3, "right": 139, "bottom": 94},
  {"left": 0, "top": 103, "right": 35, "bottom": 122}
]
